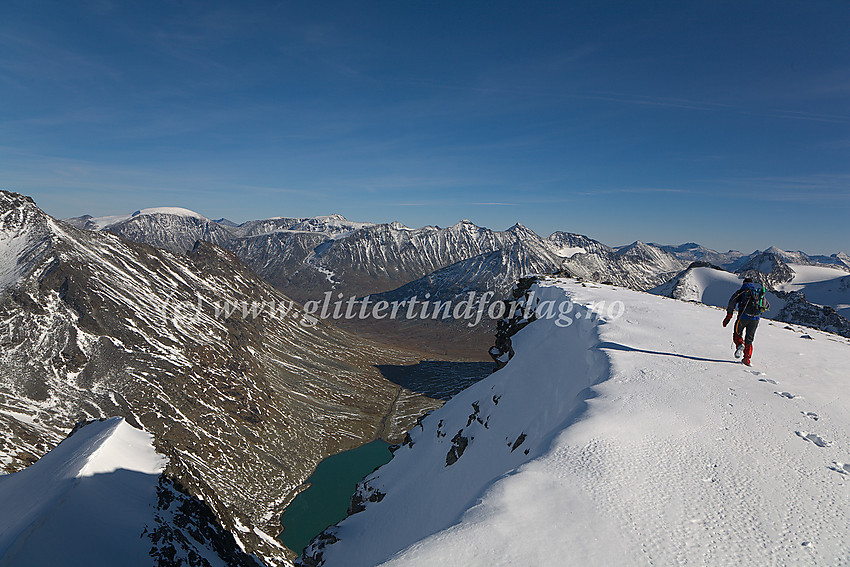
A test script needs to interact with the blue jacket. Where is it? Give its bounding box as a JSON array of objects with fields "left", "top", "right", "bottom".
[{"left": 727, "top": 282, "right": 767, "bottom": 321}]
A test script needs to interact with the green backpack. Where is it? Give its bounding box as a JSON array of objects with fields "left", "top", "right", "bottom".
[{"left": 745, "top": 285, "right": 770, "bottom": 316}]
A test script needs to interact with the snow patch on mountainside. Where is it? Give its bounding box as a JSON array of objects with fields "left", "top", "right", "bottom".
[
  {"left": 551, "top": 245, "right": 586, "bottom": 258},
  {"left": 306, "top": 280, "right": 850, "bottom": 566},
  {"left": 0, "top": 231, "right": 30, "bottom": 290},
  {"left": 132, "top": 207, "right": 208, "bottom": 221},
  {"left": 70, "top": 207, "right": 209, "bottom": 231},
  {"left": 84, "top": 214, "right": 133, "bottom": 230}
]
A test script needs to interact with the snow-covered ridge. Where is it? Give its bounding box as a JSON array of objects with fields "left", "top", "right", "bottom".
[
  {"left": 305, "top": 280, "right": 850, "bottom": 566},
  {"left": 0, "top": 418, "right": 163, "bottom": 565},
  {"left": 0, "top": 418, "right": 257, "bottom": 566}
]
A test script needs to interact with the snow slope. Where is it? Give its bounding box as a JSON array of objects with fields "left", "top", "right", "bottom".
[
  {"left": 777, "top": 265, "right": 850, "bottom": 320},
  {"left": 0, "top": 418, "right": 165, "bottom": 566},
  {"left": 0, "top": 417, "right": 259, "bottom": 567},
  {"left": 0, "top": 193, "right": 52, "bottom": 291},
  {"left": 306, "top": 280, "right": 850, "bottom": 566},
  {"left": 651, "top": 266, "right": 784, "bottom": 319},
  {"left": 653, "top": 264, "right": 850, "bottom": 321}
]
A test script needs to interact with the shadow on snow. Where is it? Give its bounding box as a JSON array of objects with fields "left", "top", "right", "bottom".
[{"left": 596, "top": 341, "right": 739, "bottom": 364}]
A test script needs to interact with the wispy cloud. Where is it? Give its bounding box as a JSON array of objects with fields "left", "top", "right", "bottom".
[
  {"left": 708, "top": 174, "right": 850, "bottom": 202},
  {"left": 579, "top": 187, "right": 694, "bottom": 196},
  {"left": 572, "top": 90, "right": 850, "bottom": 124},
  {"left": 230, "top": 184, "right": 325, "bottom": 199},
  {"left": 390, "top": 200, "right": 519, "bottom": 207},
  {"left": 404, "top": 77, "right": 850, "bottom": 125}
]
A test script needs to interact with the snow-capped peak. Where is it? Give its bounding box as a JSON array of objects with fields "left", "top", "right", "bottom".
[
  {"left": 505, "top": 222, "right": 538, "bottom": 238},
  {"left": 131, "top": 207, "right": 208, "bottom": 221},
  {"left": 619, "top": 240, "right": 648, "bottom": 251},
  {"left": 78, "top": 417, "right": 166, "bottom": 477},
  {"left": 0, "top": 418, "right": 257, "bottom": 565},
  {"left": 451, "top": 219, "right": 480, "bottom": 230},
  {"left": 0, "top": 190, "right": 54, "bottom": 290}
]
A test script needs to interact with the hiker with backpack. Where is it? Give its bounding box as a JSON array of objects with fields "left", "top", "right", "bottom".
[{"left": 723, "top": 278, "right": 770, "bottom": 366}]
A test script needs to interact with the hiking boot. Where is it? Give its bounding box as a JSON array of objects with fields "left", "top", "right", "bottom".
[
  {"left": 734, "top": 345, "right": 744, "bottom": 359},
  {"left": 743, "top": 344, "right": 753, "bottom": 366}
]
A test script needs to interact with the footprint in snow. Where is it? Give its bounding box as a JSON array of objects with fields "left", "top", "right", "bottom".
[
  {"left": 828, "top": 462, "right": 850, "bottom": 476},
  {"left": 801, "top": 411, "right": 819, "bottom": 421},
  {"left": 795, "top": 431, "right": 832, "bottom": 448},
  {"left": 775, "top": 391, "right": 800, "bottom": 400},
  {"left": 759, "top": 378, "right": 778, "bottom": 385}
]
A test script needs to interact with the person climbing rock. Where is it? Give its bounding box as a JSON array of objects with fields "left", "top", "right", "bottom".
[{"left": 723, "top": 278, "right": 770, "bottom": 366}]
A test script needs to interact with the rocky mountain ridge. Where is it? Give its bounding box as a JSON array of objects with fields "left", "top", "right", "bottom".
[
  {"left": 64, "top": 206, "right": 850, "bottom": 354},
  {"left": 70, "top": 207, "right": 848, "bottom": 305},
  {"left": 3, "top": 191, "right": 441, "bottom": 565}
]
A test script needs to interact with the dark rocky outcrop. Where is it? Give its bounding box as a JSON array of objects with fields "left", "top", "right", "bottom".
[
  {"left": 774, "top": 291, "right": 850, "bottom": 339},
  {"left": 445, "top": 430, "right": 470, "bottom": 466},
  {"left": 489, "top": 276, "right": 540, "bottom": 369},
  {"left": 148, "top": 474, "right": 258, "bottom": 567}
]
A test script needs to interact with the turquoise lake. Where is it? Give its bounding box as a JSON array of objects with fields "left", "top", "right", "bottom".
[{"left": 279, "top": 439, "right": 393, "bottom": 555}]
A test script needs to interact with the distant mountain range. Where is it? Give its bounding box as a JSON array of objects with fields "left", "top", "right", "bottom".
[
  {"left": 65, "top": 207, "right": 850, "bottom": 352},
  {"left": 67, "top": 208, "right": 850, "bottom": 299}
]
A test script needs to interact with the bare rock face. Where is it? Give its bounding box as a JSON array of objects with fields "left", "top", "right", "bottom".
[
  {"left": 489, "top": 276, "right": 540, "bottom": 369},
  {"left": 148, "top": 472, "right": 260, "bottom": 567},
  {"left": 560, "top": 240, "right": 687, "bottom": 292},
  {"left": 736, "top": 251, "right": 796, "bottom": 288},
  {"left": 775, "top": 291, "right": 850, "bottom": 338},
  {"left": 1, "top": 190, "right": 441, "bottom": 564}
]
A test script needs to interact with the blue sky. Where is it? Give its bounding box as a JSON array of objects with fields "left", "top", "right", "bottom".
[{"left": 2, "top": 1, "right": 848, "bottom": 253}]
